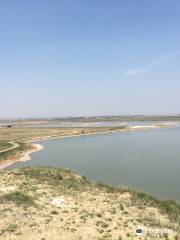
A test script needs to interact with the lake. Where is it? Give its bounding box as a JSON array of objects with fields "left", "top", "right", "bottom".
[{"left": 8, "top": 127, "right": 180, "bottom": 201}]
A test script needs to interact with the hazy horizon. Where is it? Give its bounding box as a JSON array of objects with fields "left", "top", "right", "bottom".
[
  {"left": 1, "top": 113, "right": 180, "bottom": 121},
  {"left": 1, "top": 1, "right": 180, "bottom": 118}
]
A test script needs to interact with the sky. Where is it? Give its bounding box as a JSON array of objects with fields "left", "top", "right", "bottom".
[{"left": 0, "top": 0, "right": 180, "bottom": 118}]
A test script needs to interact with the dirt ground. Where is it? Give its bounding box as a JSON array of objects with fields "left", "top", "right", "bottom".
[{"left": 0, "top": 168, "right": 179, "bottom": 240}]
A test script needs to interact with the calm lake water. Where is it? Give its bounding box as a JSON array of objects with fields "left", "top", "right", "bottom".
[{"left": 9, "top": 127, "right": 180, "bottom": 201}]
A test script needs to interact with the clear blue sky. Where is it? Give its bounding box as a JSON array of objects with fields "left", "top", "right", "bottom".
[{"left": 0, "top": 0, "right": 180, "bottom": 118}]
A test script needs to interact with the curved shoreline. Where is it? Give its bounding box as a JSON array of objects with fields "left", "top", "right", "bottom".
[
  {"left": 0, "top": 141, "right": 19, "bottom": 154},
  {"left": 0, "top": 144, "right": 44, "bottom": 170},
  {"left": 0, "top": 123, "right": 176, "bottom": 170}
]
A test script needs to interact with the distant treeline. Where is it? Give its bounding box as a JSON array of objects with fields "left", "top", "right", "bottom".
[
  {"left": 1, "top": 115, "right": 180, "bottom": 123},
  {"left": 53, "top": 115, "right": 180, "bottom": 122}
]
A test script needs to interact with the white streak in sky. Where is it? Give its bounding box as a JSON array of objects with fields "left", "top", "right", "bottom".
[{"left": 124, "top": 52, "right": 178, "bottom": 76}]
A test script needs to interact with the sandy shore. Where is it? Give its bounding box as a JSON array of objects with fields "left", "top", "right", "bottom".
[
  {"left": 28, "top": 123, "right": 172, "bottom": 143},
  {"left": 0, "top": 123, "right": 175, "bottom": 170},
  {"left": 0, "top": 144, "right": 44, "bottom": 170},
  {"left": 0, "top": 129, "right": 128, "bottom": 170}
]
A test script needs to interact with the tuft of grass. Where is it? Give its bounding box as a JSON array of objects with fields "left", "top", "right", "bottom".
[
  {"left": 51, "top": 210, "right": 58, "bottom": 215},
  {"left": 131, "top": 191, "right": 180, "bottom": 223},
  {"left": 117, "top": 236, "right": 123, "bottom": 240},
  {"left": 95, "top": 182, "right": 126, "bottom": 194},
  {"left": 6, "top": 223, "right": 18, "bottom": 232},
  {"left": 0, "top": 223, "right": 18, "bottom": 236},
  {"left": 0, "top": 191, "right": 36, "bottom": 207},
  {"left": 96, "top": 220, "right": 109, "bottom": 228}
]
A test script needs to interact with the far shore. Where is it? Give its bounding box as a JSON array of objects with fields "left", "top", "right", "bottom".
[
  {"left": 0, "top": 123, "right": 176, "bottom": 170},
  {"left": 29, "top": 122, "right": 176, "bottom": 143}
]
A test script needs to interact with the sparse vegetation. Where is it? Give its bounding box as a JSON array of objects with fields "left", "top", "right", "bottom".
[
  {"left": 131, "top": 191, "right": 180, "bottom": 223},
  {"left": 0, "top": 191, "right": 36, "bottom": 207},
  {"left": 0, "top": 167, "right": 179, "bottom": 239},
  {"left": 0, "top": 126, "right": 129, "bottom": 164},
  {"left": 0, "top": 142, "right": 30, "bottom": 161},
  {"left": 0, "top": 142, "right": 12, "bottom": 151}
]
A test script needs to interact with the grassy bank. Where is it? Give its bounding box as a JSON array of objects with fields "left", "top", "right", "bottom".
[
  {"left": 0, "top": 167, "right": 179, "bottom": 239},
  {"left": 0, "top": 142, "right": 31, "bottom": 162},
  {"left": 0, "top": 142, "right": 13, "bottom": 151}
]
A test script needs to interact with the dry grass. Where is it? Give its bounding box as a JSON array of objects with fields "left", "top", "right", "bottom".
[
  {"left": 0, "top": 126, "right": 128, "bottom": 166},
  {"left": 0, "top": 167, "right": 179, "bottom": 240},
  {"left": 0, "top": 126, "right": 128, "bottom": 142}
]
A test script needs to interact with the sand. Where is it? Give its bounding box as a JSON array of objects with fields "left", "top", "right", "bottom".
[
  {"left": 0, "top": 123, "right": 175, "bottom": 170},
  {"left": 0, "top": 144, "right": 44, "bottom": 170}
]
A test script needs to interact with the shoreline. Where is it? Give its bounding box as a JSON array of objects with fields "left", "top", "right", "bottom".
[
  {"left": 29, "top": 128, "right": 129, "bottom": 142},
  {"left": 0, "top": 167, "right": 179, "bottom": 239},
  {"left": 0, "top": 129, "right": 128, "bottom": 170},
  {"left": 28, "top": 123, "right": 175, "bottom": 143},
  {"left": 0, "top": 143, "right": 44, "bottom": 170},
  {"left": 0, "top": 123, "right": 176, "bottom": 170}
]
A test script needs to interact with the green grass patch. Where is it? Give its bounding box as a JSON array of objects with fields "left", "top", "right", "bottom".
[
  {"left": 0, "top": 223, "right": 18, "bottom": 236},
  {"left": 0, "top": 191, "right": 36, "bottom": 207},
  {"left": 0, "top": 142, "right": 12, "bottom": 151},
  {"left": 0, "top": 142, "right": 29, "bottom": 161}
]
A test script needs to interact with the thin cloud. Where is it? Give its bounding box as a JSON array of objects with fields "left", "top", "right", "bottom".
[
  {"left": 124, "top": 52, "right": 178, "bottom": 77},
  {"left": 125, "top": 68, "right": 147, "bottom": 76}
]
